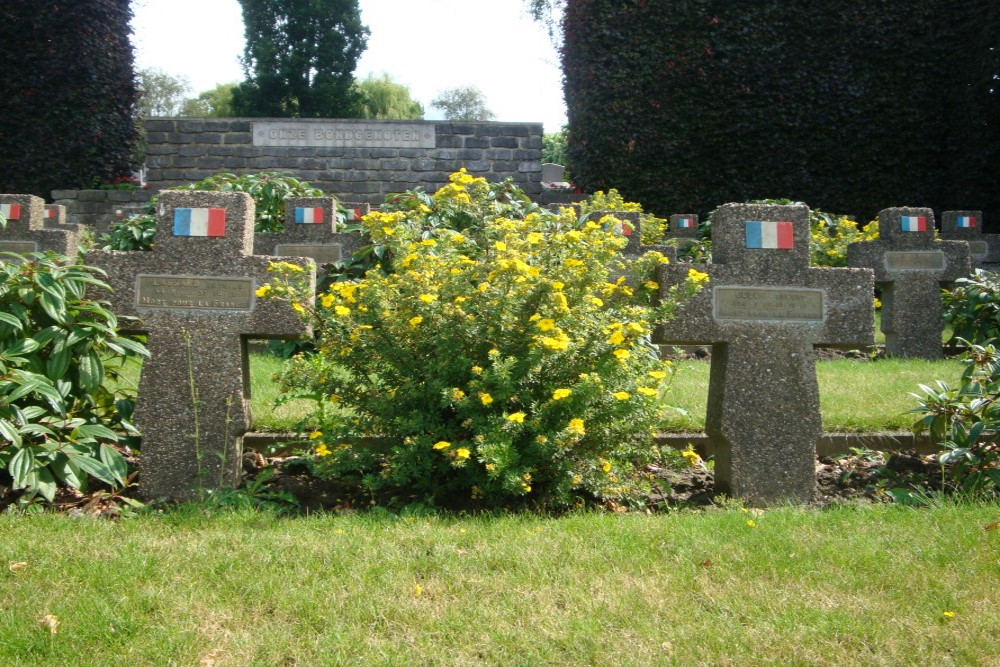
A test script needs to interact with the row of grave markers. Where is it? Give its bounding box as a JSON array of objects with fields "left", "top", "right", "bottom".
[{"left": 0, "top": 191, "right": 997, "bottom": 505}]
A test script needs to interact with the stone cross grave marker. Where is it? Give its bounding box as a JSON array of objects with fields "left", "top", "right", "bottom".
[
  {"left": 667, "top": 214, "right": 700, "bottom": 251},
  {"left": 656, "top": 204, "right": 874, "bottom": 505},
  {"left": 42, "top": 204, "right": 67, "bottom": 228},
  {"left": 583, "top": 210, "right": 676, "bottom": 260},
  {"left": 253, "top": 197, "right": 366, "bottom": 270},
  {"left": 87, "top": 190, "right": 316, "bottom": 500},
  {"left": 940, "top": 210, "right": 999, "bottom": 270},
  {"left": 847, "top": 207, "right": 970, "bottom": 359},
  {"left": 341, "top": 201, "right": 371, "bottom": 224},
  {"left": 0, "top": 194, "right": 80, "bottom": 257}
]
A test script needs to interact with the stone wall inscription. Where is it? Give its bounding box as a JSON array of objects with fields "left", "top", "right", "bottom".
[
  {"left": 135, "top": 275, "right": 254, "bottom": 311},
  {"left": 253, "top": 121, "right": 435, "bottom": 148},
  {"left": 714, "top": 286, "right": 825, "bottom": 322}
]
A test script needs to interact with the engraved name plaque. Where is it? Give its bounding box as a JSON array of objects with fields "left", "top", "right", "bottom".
[
  {"left": 135, "top": 275, "right": 254, "bottom": 311},
  {"left": 253, "top": 121, "right": 435, "bottom": 148},
  {"left": 968, "top": 241, "right": 989, "bottom": 259},
  {"left": 274, "top": 243, "right": 342, "bottom": 264},
  {"left": 884, "top": 251, "right": 945, "bottom": 271},
  {"left": 0, "top": 241, "right": 38, "bottom": 255},
  {"left": 713, "top": 287, "right": 825, "bottom": 322}
]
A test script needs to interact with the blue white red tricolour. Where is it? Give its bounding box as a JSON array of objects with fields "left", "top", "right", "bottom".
[
  {"left": 676, "top": 217, "right": 695, "bottom": 229},
  {"left": 956, "top": 215, "right": 976, "bottom": 229},
  {"left": 294, "top": 207, "right": 324, "bottom": 224},
  {"left": 0, "top": 204, "right": 22, "bottom": 220},
  {"left": 173, "top": 208, "right": 226, "bottom": 237},
  {"left": 900, "top": 215, "right": 927, "bottom": 232},
  {"left": 744, "top": 220, "right": 793, "bottom": 249}
]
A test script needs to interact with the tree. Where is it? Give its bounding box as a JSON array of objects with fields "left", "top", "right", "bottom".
[
  {"left": 180, "top": 83, "right": 238, "bottom": 117},
  {"left": 137, "top": 67, "right": 191, "bottom": 116},
  {"left": 431, "top": 86, "right": 496, "bottom": 121},
  {"left": 0, "top": 0, "right": 140, "bottom": 196},
  {"left": 353, "top": 73, "right": 423, "bottom": 120},
  {"left": 232, "top": 0, "right": 369, "bottom": 118},
  {"left": 561, "top": 0, "right": 999, "bottom": 222}
]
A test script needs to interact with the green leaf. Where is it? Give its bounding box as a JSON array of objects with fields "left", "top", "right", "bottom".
[
  {"left": 0, "top": 311, "right": 23, "bottom": 330},
  {"left": 73, "top": 424, "right": 119, "bottom": 442},
  {"left": 100, "top": 443, "right": 129, "bottom": 486},
  {"left": 45, "top": 348, "right": 71, "bottom": 381},
  {"left": 0, "top": 418, "right": 22, "bottom": 446},
  {"left": 68, "top": 453, "right": 116, "bottom": 486},
  {"left": 3, "top": 338, "right": 40, "bottom": 357},
  {"left": 78, "top": 351, "right": 104, "bottom": 393},
  {"left": 9, "top": 447, "right": 34, "bottom": 488},
  {"left": 52, "top": 452, "right": 83, "bottom": 489},
  {"left": 36, "top": 467, "right": 57, "bottom": 502}
]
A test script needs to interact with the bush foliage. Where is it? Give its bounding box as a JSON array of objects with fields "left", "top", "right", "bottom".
[
  {"left": 0, "top": 252, "right": 147, "bottom": 506},
  {"left": 561, "top": 0, "right": 999, "bottom": 222},
  {"left": 263, "top": 171, "right": 705, "bottom": 509}
]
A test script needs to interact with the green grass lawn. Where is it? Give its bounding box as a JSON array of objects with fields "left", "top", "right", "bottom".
[
  {"left": 248, "top": 353, "right": 965, "bottom": 434},
  {"left": 1, "top": 503, "right": 997, "bottom": 665}
]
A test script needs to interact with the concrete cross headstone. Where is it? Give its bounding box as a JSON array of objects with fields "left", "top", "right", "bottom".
[
  {"left": 667, "top": 214, "right": 700, "bottom": 251},
  {"left": 0, "top": 194, "right": 80, "bottom": 257},
  {"left": 847, "top": 207, "right": 971, "bottom": 359},
  {"left": 656, "top": 204, "right": 874, "bottom": 505},
  {"left": 42, "top": 204, "right": 68, "bottom": 228},
  {"left": 940, "top": 210, "right": 999, "bottom": 270},
  {"left": 87, "top": 191, "right": 316, "bottom": 500},
  {"left": 253, "top": 197, "right": 365, "bottom": 269},
  {"left": 340, "top": 201, "right": 371, "bottom": 224}
]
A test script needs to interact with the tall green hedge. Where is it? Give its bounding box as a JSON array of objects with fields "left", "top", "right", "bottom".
[
  {"left": 562, "top": 1, "right": 998, "bottom": 226},
  {"left": 0, "top": 0, "right": 140, "bottom": 198}
]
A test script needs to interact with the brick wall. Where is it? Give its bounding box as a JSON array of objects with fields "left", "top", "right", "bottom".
[{"left": 141, "top": 118, "right": 544, "bottom": 205}]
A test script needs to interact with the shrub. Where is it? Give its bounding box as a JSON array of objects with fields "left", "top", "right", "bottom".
[
  {"left": 911, "top": 340, "right": 999, "bottom": 497},
  {"left": 262, "top": 170, "right": 706, "bottom": 509},
  {"left": 170, "top": 172, "right": 329, "bottom": 232},
  {"left": 578, "top": 188, "right": 669, "bottom": 247},
  {"left": 99, "top": 211, "right": 157, "bottom": 252},
  {"left": 942, "top": 270, "right": 1000, "bottom": 346},
  {"left": 0, "top": 252, "right": 148, "bottom": 507}
]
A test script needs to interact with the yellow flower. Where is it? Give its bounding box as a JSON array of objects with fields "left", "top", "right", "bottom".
[
  {"left": 452, "top": 233, "right": 466, "bottom": 243},
  {"left": 314, "top": 443, "right": 332, "bottom": 457},
  {"left": 334, "top": 305, "right": 351, "bottom": 316},
  {"left": 626, "top": 322, "right": 645, "bottom": 334},
  {"left": 494, "top": 241, "right": 507, "bottom": 251},
  {"left": 613, "top": 391, "right": 630, "bottom": 401},
  {"left": 681, "top": 449, "right": 702, "bottom": 466},
  {"left": 381, "top": 226, "right": 395, "bottom": 235},
  {"left": 309, "top": 430, "right": 322, "bottom": 440},
  {"left": 746, "top": 520, "right": 756, "bottom": 527},
  {"left": 471, "top": 365, "right": 483, "bottom": 375},
  {"left": 488, "top": 348, "right": 499, "bottom": 356},
  {"left": 687, "top": 268, "right": 710, "bottom": 283},
  {"left": 479, "top": 393, "right": 493, "bottom": 405},
  {"left": 564, "top": 258, "right": 583, "bottom": 267},
  {"left": 539, "top": 333, "right": 571, "bottom": 351},
  {"left": 942, "top": 611, "right": 956, "bottom": 619},
  {"left": 255, "top": 284, "right": 271, "bottom": 297},
  {"left": 433, "top": 441, "right": 451, "bottom": 450},
  {"left": 527, "top": 232, "right": 543, "bottom": 244},
  {"left": 552, "top": 388, "right": 572, "bottom": 400},
  {"left": 636, "top": 386, "right": 657, "bottom": 396},
  {"left": 551, "top": 281, "right": 564, "bottom": 291},
  {"left": 320, "top": 294, "right": 335, "bottom": 308},
  {"left": 600, "top": 459, "right": 611, "bottom": 473},
  {"left": 477, "top": 282, "right": 490, "bottom": 292},
  {"left": 537, "top": 318, "right": 556, "bottom": 332},
  {"left": 648, "top": 370, "right": 668, "bottom": 380},
  {"left": 567, "top": 418, "right": 585, "bottom": 435},
  {"left": 507, "top": 412, "right": 526, "bottom": 423},
  {"left": 451, "top": 388, "right": 465, "bottom": 401},
  {"left": 644, "top": 280, "right": 659, "bottom": 290},
  {"left": 409, "top": 315, "right": 423, "bottom": 327},
  {"left": 454, "top": 295, "right": 468, "bottom": 303},
  {"left": 608, "top": 331, "right": 625, "bottom": 346},
  {"left": 613, "top": 349, "right": 631, "bottom": 361},
  {"left": 420, "top": 238, "right": 436, "bottom": 247},
  {"left": 292, "top": 303, "right": 305, "bottom": 314},
  {"left": 456, "top": 448, "right": 471, "bottom": 459},
  {"left": 418, "top": 293, "right": 437, "bottom": 304},
  {"left": 590, "top": 297, "right": 604, "bottom": 307}
]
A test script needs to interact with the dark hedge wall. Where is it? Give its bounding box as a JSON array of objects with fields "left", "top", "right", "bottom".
[
  {"left": 562, "top": 0, "right": 999, "bottom": 228},
  {"left": 0, "top": 0, "right": 140, "bottom": 198}
]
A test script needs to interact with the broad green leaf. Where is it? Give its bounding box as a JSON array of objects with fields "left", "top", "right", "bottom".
[
  {"left": 73, "top": 424, "right": 119, "bottom": 442},
  {"left": 3, "top": 338, "right": 40, "bottom": 357},
  {"left": 36, "top": 467, "right": 57, "bottom": 502},
  {"left": 9, "top": 447, "right": 34, "bottom": 487},
  {"left": 100, "top": 443, "right": 129, "bottom": 486},
  {"left": 0, "top": 418, "right": 21, "bottom": 446},
  {"left": 68, "top": 453, "right": 116, "bottom": 486},
  {"left": 45, "top": 348, "right": 71, "bottom": 381},
  {"left": 52, "top": 452, "right": 83, "bottom": 489},
  {"left": 78, "top": 351, "right": 104, "bottom": 393},
  {"left": 0, "top": 312, "right": 23, "bottom": 330}
]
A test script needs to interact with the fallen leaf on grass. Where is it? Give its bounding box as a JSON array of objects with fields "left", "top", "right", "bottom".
[
  {"left": 37, "top": 615, "right": 59, "bottom": 634},
  {"left": 8, "top": 562, "right": 28, "bottom": 573},
  {"left": 984, "top": 520, "right": 1000, "bottom": 532},
  {"left": 699, "top": 559, "right": 713, "bottom": 569}
]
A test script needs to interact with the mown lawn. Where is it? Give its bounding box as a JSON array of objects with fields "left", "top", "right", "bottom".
[{"left": 1, "top": 502, "right": 997, "bottom": 665}]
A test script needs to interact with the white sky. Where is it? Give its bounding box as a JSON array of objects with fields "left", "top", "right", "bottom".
[{"left": 130, "top": 0, "right": 567, "bottom": 131}]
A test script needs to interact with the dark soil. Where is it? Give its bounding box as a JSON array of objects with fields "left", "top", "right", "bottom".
[{"left": 0, "top": 448, "right": 948, "bottom": 515}]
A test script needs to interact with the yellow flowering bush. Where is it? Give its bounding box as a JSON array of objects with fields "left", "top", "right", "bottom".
[
  {"left": 578, "top": 188, "right": 669, "bottom": 246},
  {"left": 263, "top": 171, "right": 705, "bottom": 509}
]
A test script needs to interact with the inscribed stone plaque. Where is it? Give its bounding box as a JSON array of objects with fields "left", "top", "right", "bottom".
[
  {"left": 713, "top": 286, "right": 825, "bottom": 322},
  {"left": 968, "top": 241, "right": 989, "bottom": 259},
  {"left": 253, "top": 121, "right": 435, "bottom": 148},
  {"left": 884, "top": 250, "right": 946, "bottom": 271},
  {"left": 273, "top": 243, "right": 342, "bottom": 264},
  {"left": 0, "top": 241, "right": 38, "bottom": 254},
  {"left": 135, "top": 275, "right": 254, "bottom": 311}
]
